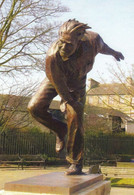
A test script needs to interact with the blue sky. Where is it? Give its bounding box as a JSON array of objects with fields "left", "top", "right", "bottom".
[
  {"left": 59, "top": 0, "right": 134, "bottom": 83},
  {"left": 1, "top": 0, "right": 134, "bottom": 95}
]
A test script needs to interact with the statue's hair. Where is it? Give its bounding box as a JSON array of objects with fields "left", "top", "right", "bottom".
[{"left": 59, "top": 19, "right": 91, "bottom": 36}]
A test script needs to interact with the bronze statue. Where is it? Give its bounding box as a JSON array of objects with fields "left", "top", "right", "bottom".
[{"left": 28, "top": 19, "right": 124, "bottom": 175}]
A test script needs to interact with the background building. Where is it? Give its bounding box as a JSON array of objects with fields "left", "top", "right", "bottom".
[{"left": 86, "top": 77, "right": 134, "bottom": 134}]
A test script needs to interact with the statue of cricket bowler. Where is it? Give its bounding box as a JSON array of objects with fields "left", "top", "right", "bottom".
[{"left": 28, "top": 19, "right": 124, "bottom": 175}]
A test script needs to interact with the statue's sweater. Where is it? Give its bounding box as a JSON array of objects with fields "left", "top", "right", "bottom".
[{"left": 45, "top": 31, "right": 107, "bottom": 103}]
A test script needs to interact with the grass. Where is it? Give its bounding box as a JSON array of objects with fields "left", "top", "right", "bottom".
[
  {"left": 117, "top": 162, "right": 134, "bottom": 168},
  {"left": 106, "top": 177, "right": 134, "bottom": 188},
  {"left": 104, "top": 162, "right": 134, "bottom": 187}
]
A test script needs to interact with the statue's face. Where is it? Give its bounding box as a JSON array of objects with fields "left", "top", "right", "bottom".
[{"left": 58, "top": 36, "right": 78, "bottom": 61}]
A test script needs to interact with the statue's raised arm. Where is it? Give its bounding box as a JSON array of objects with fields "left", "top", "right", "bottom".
[{"left": 96, "top": 34, "right": 124, "bottom": 61}]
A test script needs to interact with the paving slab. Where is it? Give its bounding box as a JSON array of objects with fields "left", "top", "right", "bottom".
[{"left": 111, "top": 187, "right": 134, "bottom": 195}]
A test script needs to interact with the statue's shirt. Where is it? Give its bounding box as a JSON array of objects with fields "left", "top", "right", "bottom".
[{"left": 45, "top": 31, "right": 104, "bottom": 102}]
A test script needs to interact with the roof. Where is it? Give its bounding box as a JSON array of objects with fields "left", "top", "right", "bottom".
[
  {"left": 0, "top": 94, "right": 60, "bottom": 110},
  {"left": 85, "top": 105, "right": 134, "bottom": 122},
  {"left": 87, "top": 83, "right": 134, "bottom": 96}
]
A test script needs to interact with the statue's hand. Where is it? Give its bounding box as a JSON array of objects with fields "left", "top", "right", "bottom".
[
  {"left": 114, "top": 51, "right": 124, "bottom": 61},
  {"left": 68, "top": 101, "right": 84, "bottom": 114}
]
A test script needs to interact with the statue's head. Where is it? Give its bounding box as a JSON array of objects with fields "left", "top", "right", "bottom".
[{"left": 58, "top": 19, "right": 91, "bottom": 61}]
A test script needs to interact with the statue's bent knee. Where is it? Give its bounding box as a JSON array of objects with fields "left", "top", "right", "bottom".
[
  {"left": 27, "top": 100, "right": 39, "bottom": 116},
  {"left": 28, "top": 98, "right": 49, "bottom": 120}
]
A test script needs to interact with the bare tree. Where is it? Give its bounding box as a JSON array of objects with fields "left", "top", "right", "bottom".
[
  {"left": 0, "top": 77, "right": 44, "bottom": 133},
  {"left": 87, "top": 62, "right": 134, "bottom": 120},
  {"left": 0, "top": 0, "right": 68, "bottom": 75},
  {"left": 105, "top": 62, "right": 134, "bottom": 110}
]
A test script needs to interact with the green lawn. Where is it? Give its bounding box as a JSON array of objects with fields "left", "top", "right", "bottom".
[
  {"left": 117, "top": 162, "right": 134, "bottom": 168},
  {"left": 105, "top": 162, "right": 134, "bottom": 187},
  {"left": 106, "top": 178, "right": 134, "bottom": 187}
]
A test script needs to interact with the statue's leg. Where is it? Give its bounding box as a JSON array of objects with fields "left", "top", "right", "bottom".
[
  {"left": 65, "top": 94, "right": 86, "bottom": 175},
  {"left": 28, "top": 78, "right": 67, "bottom": 152}
]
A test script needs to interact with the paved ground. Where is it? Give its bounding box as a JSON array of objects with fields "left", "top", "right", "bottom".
[
  {"left": 111, "top": 187, "right": 134, "bottom": 195},
  {"left": 0, "top": 167, "right": 134, "bottom": 195},
  {"left": 0, "top": 167, "right": 66, "bottom": 190},
  {"left": 0, "top": 187, "right": 134, "bottom": 195}
]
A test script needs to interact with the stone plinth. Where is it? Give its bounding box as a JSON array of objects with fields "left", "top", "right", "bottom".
[{"left": 4, "top": 172, "right": 111, "bottom": 195}]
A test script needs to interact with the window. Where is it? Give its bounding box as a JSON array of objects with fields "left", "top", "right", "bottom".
[
  {"left": 98, "top": 96, "right": 103, "bottom": 104},
  {"left": 88, "top": 96, "right": 93, "bottom": 104},
  {"left": 130, "top": 113, "right": 134, "bottom": 118},
  {"left": 132, "top": 97, "right": 134, "bottom": 106},
  {"left": 109, "top": 95, "right": 114, "bottom": 105},
  {"left": 3, "top": 105, "right": 14, "bottom": 111},
  {"left": 120, "top": 95, "right": 125, "bottom": 104}
]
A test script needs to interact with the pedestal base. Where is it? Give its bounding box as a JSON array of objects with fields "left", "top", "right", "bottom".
[{"left": 4, "top": 172, "right": 111, "bottom": 195}]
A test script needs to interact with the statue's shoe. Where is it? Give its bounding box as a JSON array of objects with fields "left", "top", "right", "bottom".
[
  {"left": 55, "top": 135, "right": 65, "bottom": 153},
  {"left": 65, "top": 164, "right": 83, "bottom": 175}
]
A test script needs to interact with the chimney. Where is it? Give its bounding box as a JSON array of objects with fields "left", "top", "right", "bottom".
[
  {"left": 126, "top": 77, "right": 133, "bottom": 86},
  {"left": 88, "top": 78, "right": 99, "bottom": 89}
]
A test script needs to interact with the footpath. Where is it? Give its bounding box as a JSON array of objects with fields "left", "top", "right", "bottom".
[
  {"left": 0, "top": 188, "right": 134, "bottom": 195},
  {"left": 111, "top": 187, "right": 134, "bottom": 195},
  {"left": 0, "top": 166, "right": 134, "bottom": 194},
  {"left": 101, "top": 165, "right": 134, "bottom": 194}
]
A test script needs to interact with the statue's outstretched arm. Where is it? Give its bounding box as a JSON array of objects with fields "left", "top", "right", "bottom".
[{"left": 97, "top": 35, "right": 124, "bottom": 61}]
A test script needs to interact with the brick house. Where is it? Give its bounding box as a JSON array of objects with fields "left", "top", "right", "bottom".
[{"left": 86, "top": 77, "right": 134, "bottom": 133}]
